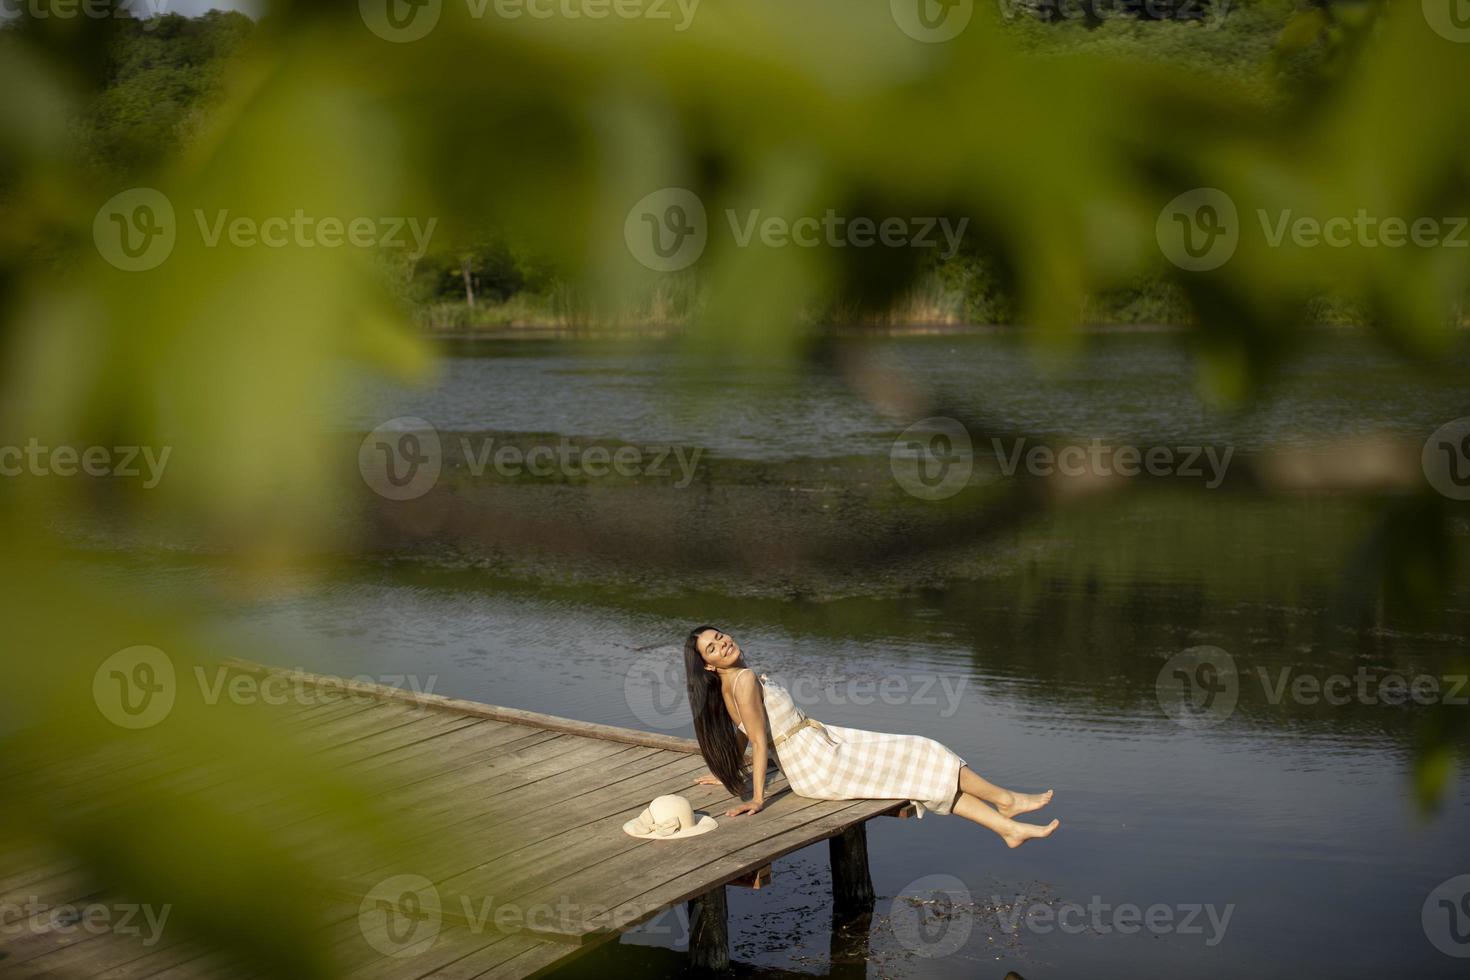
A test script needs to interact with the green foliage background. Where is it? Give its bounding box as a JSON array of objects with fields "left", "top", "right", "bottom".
[{"left": 1, "top": 0, "right": 1468, "bottom": 974}]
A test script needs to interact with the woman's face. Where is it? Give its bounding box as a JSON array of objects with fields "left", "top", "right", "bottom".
[{"left": 696, "top": 628, "right": 741, "bottom": 671}]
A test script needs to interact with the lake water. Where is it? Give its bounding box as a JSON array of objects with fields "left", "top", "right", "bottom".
[{"left": 105, "top": 329, "right": 1470, "bottom": 978}]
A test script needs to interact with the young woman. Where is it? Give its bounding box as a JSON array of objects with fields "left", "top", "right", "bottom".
[{"left": 683, "top": 625, "right": 1059, "bottom": 848}]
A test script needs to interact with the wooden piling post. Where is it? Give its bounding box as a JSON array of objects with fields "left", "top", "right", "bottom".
[
  {"left": 687, "top": 884, "right": 729, "bottom": 971},
  {"left": 829, "top": 821, "right": 875, "bottom": 919}
]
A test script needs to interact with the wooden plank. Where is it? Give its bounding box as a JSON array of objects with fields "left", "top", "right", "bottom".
[
  {"left": 61, "top": 939, "right": 216, "bottom": 980},
  {"left": 274, "top": 698, "right": 384, "bottom": 732},
  {"left": 0, "top": 870, "right": 100, "bottom": 921},
  {"left": 145, "top": 951, "right": 247, "bottom": 980},
  {"left": 298, "top": 736, "right": 647, "bottom": 863},
  {"left": 2, "top": 662, "right": 916, "bottom": 980},
  {"left": 582, "top": 801, "right": 901, "bottom": 939},
  {"left": 330, "top": 719, "right": 515, "bottom": 777},
  {"left": 400, "top": 754, "right": 711, "bottom": 896},
  {"left": 0, "top": 905, "right": 120, "bottom": 967},
  {"left": 311, "top": 714, "right": 487, "bottom": 761},
  {"left": 0, "top": 841, "right": 53, "bottom": 874},
  {"left": 435, "top": 933, "right": 583, "bottom": 980},
  {"left": 485, "top": 787, "right": 854, "bottom": 941},
  {"left": 332, "top": 743, "right": 674, "bottom": 888},
  {"left": 0, "top": 861, "right": 82, "bottom": 904},
  {"left": 222, "top": 661, "right": 699, "bottom": 754},
  {"left": 469, "top": 937, "right": 598, "bottom": 980},
  {"left": 24, "top": 696, "right": 372, "bottom": 796},
  {"left": 0, "top": 930, "right": 192, "bottom": 980},
  {"left": 303, "top": 898, "right": 557, "bottom": 980},
  {"left": 226, "top": 729, "right": 584, "bottom": 860},
  {"left": 64, "top": 902, "right": 363, "bottom": 980},
  {"left": 403, "top": 743, "right": 666, "bottom": 829},
  {"left": 367, "top": 732, "right": 618, "bottom": 802},
  {"left": 291, "top": 703, "right": 446, "bottom": 749},
  {"left": 338, "top": 928, "right": 524, "bottom": 980},
  {"left": 345, "top": 740, "right": 657, "bottom": 836},
  {"left": 88, "top": 707, "right": 474, "bottom": 812},
  {"left": 32, "top": 703, "right": 434, "bottom": 818},
  {"left": 332, "top": 727, "right": 560, "bottom": 791},
  {"left": 226, "top": 727, "right": 559, "bottom": 826},
  {"left": 2, "top": 700, "right": 369, "bottom": 806},
  {"left": 433, "top": 755, "right": 727, "bottom": 899}
]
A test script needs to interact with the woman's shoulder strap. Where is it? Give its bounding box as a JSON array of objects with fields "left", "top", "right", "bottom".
[{"left": 732, "top": 669, "right": 767, "bottom": 705}]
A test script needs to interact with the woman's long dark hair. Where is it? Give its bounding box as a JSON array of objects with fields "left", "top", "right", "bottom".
[{"left": 684, "top": 624, "right": 749, "bottom": 797}]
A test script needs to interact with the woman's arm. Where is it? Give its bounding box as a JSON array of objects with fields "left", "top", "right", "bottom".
[{"left": 727, "top": 670, "right": 768, "bottom": 816}]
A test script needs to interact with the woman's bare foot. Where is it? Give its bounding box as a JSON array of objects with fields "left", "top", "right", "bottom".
[
  {"left": 1002, "top": 818, "right": 1059, "bottom": 849},
  {"left": 998, "top": 789, "right": 1053, "bottom": 819}
]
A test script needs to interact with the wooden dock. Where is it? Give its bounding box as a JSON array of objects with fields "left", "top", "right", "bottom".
[{"left": 0, "top": 662, "right": 910, "bottom": 978}]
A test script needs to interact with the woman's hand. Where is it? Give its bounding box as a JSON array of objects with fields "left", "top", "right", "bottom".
[
  {"left": 695, "top": 774, "right": 723, "bottom": 786},
  {"left": 726, "top": 798, "right": 764, "bottom": 817}
]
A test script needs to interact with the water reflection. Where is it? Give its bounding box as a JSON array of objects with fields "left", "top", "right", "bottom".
[{"left": 62, "top": 329, "right": 1470, "bottom": 978}]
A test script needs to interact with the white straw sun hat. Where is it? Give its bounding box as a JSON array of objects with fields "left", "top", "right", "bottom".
[{"left": 622, "top": 794, "right": 718, "bottom": 839}]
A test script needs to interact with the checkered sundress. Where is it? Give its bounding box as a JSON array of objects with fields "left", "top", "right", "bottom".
[{"left": 735, "top": 671, "right": 966, "bottom": 818}]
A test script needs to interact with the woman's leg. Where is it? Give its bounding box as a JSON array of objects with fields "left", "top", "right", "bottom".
[
  {"left": 957, "top": 766, "right": 1053, "bottom": 818},
  {"left": 952, "top": 792, "right": 1059, "bottom": 848}
]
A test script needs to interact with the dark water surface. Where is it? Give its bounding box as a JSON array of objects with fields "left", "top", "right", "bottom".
[
  {"left": 113, "top": 331, "right": 1470, "bottom": 978},
  {"left": 326, "top": 329, "right": 1469, "bottom": 458}
]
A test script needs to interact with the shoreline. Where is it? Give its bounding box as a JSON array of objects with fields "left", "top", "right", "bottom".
[{"left": 416, "top": 321, "right": 1404, "bottom": 342}]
